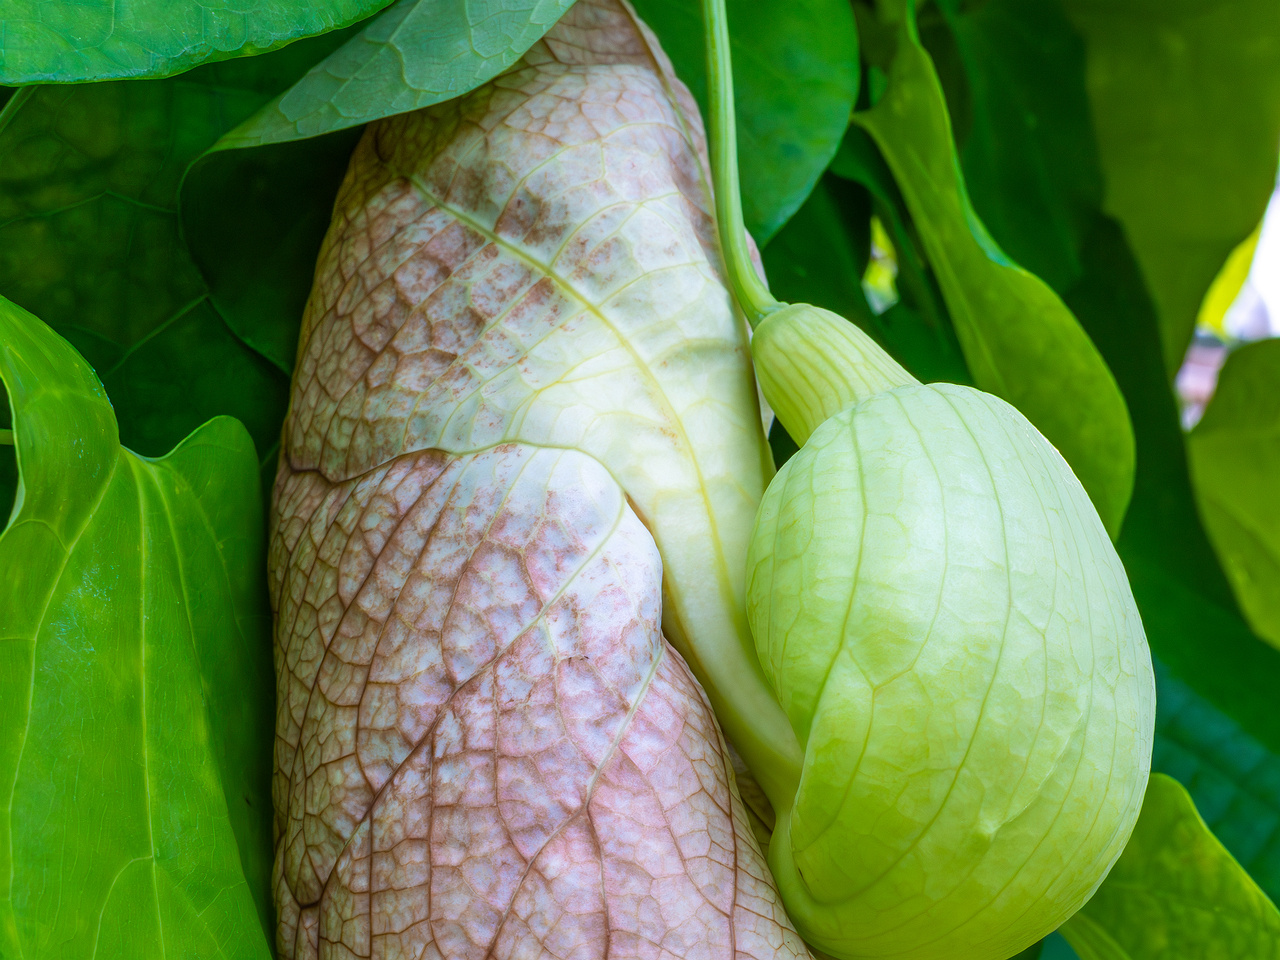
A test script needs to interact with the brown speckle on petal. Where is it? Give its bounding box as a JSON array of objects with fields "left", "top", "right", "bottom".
[{"left": 270, "top": 2, "right": 801, "bottom": 958}]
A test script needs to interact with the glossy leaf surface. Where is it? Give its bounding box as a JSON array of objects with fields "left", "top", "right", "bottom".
[
  {"left": 0, "top": 297, "right": 274, "bottom": 954},
  {"left": 853, "top": 16, "right": 1134, "bottom": 536},
  {"left": 0, "top": 0, "right": 389, "bottom": 83},
  {"left": 1061, "top": 774, "right": 1280, "bottom": 959},
  {"left": 1062, "top": 0, "right": 1280, "bottom": 372},
  {"left": 628, "top": 0, "right": 859, "bottom": 241},
  {"left": 219, "top": 0, "right": 578, "bottom": 148},
  {"left": 1186, "top": 339, "right": 1280, "bottom": 649}
]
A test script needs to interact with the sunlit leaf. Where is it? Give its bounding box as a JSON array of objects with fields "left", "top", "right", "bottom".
[
  {"left": 0, "top": 0, "right": 390, "bottom": 83},
  {"left": 1196, "top": 225, "right": 1263, "bottom": 340},
  {"left": 1187, "top": 339, "right": 1280, "bottom": 649},
  {"left": 0, "top": 296, "right": 273, "bottom": 954},
  {"left": 1061, "top": 775, "right": 1280, "bottom": 959}
]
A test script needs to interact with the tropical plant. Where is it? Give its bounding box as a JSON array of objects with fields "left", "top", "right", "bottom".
[{"left": 2, "top": 0, "right": 1279, "bottom": 957}]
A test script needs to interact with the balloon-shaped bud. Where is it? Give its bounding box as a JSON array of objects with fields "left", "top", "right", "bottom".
[{"left": 747, "top": 306, "right": 1155, "bottom": 960}]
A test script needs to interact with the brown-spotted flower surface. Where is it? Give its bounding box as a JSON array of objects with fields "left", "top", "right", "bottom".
[{"left": 269, "top": 2, "right": 804, "bottom": 956}]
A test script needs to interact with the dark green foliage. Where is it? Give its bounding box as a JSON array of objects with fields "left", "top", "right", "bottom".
[{"left": 629, "top": 0, "right": 860, "bottom": 241}]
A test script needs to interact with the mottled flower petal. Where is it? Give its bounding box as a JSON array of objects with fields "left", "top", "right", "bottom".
[{"left": 270, "top": 2, "right": 806, "bottom": 958}]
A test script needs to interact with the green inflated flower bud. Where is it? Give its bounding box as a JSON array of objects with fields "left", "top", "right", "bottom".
[
  {"left": 746, "top": 303, "right": 1155, "bottom": 960},
  {"left": 752, "top": 304, "right": 918, "bottom": 445}
]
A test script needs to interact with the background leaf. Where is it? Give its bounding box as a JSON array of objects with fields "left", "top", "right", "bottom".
[
  {"left": 1185, "top": 339, "right": 1280, "bottom": 650},
  {"left": 927, "top": 0, "right": 1101, "bottom": 295},
  {"left": 0, "top": 0, "right": 391, "bottom": 84},
  {"left": 853, "top": 19, "right": 1135, "bottom": 535},
  {"left": 629, "top": 0, "right": 859, "bottom": 241},
  {"left": 183, "top": 129, "right": 366, "bottom": 374},
  {"left": 0, "top": 297, "right": 273, "bottom": 954},
  {"left": 1060, "top": 0, "right": 1280, "bottom": 374},
  {"left": 0, "top": 27, "right": 359, "bottom": 514},
  {"left": 218, "top": 0, "right": 579, "bottom": 148},
  {"left": 1060, "top": 774, "right": 1280, "bottom": 959}
]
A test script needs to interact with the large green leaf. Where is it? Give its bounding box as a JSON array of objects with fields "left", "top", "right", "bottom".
[
  {"left": 0, "top": 31, "right": 354, "bottom": 479},
  {"left": 218, "top": 0, "right": 579, "bottom": 148},
  {"left": 629, "top": 0, "right": 859, "bottom": 241},
  {"left": 0, "top": 297, "right": 273, "bottom": 955},
  {"left": 0, "top": 0, "right": 389, "bottom": 84},
  {"left": 1061, "top": 0, "right": 1280, "bottom": 374},
  {"left": 1060, "top": 774, "right": 1280, "bottom": 959},
  {"left": 1186, "top": 339, "right": 1280, "bottom": 650},
  {"left": 852, "top": 9, "right": 1135, "bottom": 536}
]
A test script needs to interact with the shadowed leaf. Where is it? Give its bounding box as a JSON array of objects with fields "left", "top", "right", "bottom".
[{"left": 1061, "top": 0, "right": 1280, "bottom": 373}]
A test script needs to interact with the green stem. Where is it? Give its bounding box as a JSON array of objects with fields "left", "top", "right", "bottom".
[
  {"left": 0, "top": 429, "right": 12, "bottom": 446},
  {"left": 701, "top": 0, "right": 780, "bottom": 325}
]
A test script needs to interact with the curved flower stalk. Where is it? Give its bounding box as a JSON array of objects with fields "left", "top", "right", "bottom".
[
  {"left": 270, "top": 0, "right": 808, "bottom": 954},
  {"left": 701, "top": 0, "right": 1157, "bottom": 957}
]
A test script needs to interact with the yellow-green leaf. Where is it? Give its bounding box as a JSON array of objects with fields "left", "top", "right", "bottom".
[
  {"left": 1061, "top": 773, "right": 1280, "bottom": 960},
  {"left": 1187, "top": 338, "right": 1280, "bottom": 649}
]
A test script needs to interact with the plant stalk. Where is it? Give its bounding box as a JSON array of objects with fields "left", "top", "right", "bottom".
[{"left": 701, "top": 0, "right": 780, "bottom": 325}]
